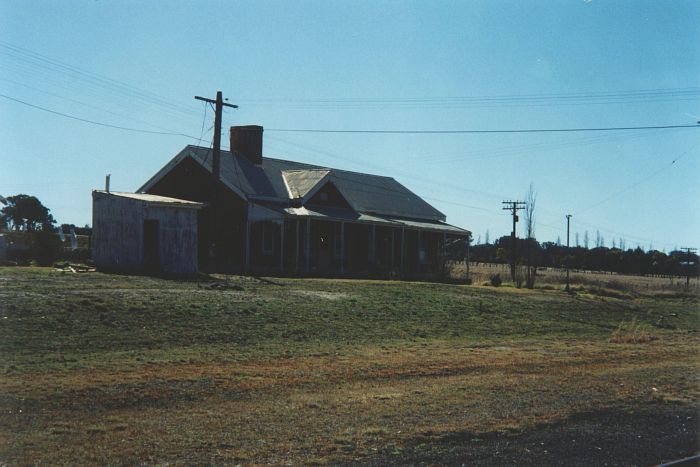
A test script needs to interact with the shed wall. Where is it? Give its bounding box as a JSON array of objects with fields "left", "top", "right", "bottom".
[
  {"left": 92, "top": 192, "right": 200, "bottom": 274},
  {"left": 93, "top": 193, "right": 144, "bottom": 271},
  {"left": 146, "top": 205, "right": 199, "bottom": 273}
]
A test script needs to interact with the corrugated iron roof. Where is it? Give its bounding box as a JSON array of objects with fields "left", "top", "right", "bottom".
[
  {"left": 253, "top": 202, "right": 468, "bottom": 234},
  {"left": 138, "top": 145, "right": 448, "bottom": 222},
  {"left": 94, "top": 190, "right": 205, "bottom": 208},
  {"left": 282, "top": 169, "right": 330, "bottom": 199}
]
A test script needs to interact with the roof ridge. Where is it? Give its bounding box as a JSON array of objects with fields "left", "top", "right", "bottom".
[
  {"left": 185, "top": 144, "right": 395, "bottom": 180},
  {"left": 281, "top": 168, "right": 331, "bottom": 174}
]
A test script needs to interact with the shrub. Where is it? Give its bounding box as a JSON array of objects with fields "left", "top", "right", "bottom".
[
  {"left": 489, "top": 273, "right": 502, "bottom": 287},
  {"left": 609, "top": 321, "right": 657, "bottom": 344},
  {"left": 31, "top": 232, "right": 62, "bottom": 266}
]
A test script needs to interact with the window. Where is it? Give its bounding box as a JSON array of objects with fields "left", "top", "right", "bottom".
[{"left": 262, "top": 223, "right": 274, "bottom": 256}]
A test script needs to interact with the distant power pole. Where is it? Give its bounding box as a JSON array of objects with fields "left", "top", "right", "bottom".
[
  {"left": 502, "top": 200, "right": 526, "bottom": 282},
  {"left": 194, "top": 91, "right": 238, "bottom": 267},
  {"left": 681, "top": 247, "right": 697, "bottom": 289},
  {"left": 466, "top": 232, "right": 471, "bottom": 283},
  {"left": 565, "top": 214, "right": 572, "bottom": 293}
]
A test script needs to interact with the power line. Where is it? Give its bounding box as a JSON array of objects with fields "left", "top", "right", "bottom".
[
  {"left": 196, "top": 101, "right": 209, "bottom": 147},
  {"left": 414, "top": 127, "right": 693, "bottom": 164},
  {"left": 266, "top": 123, "right": 699, "bottom": 135},
  {"left": 0, "top": 76, "right": 196, "bottom": 135},
  {"left": 0, "top": 41, "right": 202, "bottom": 119},
  {"left": 264, "top": 136, "right": 689, "bottom": 250},
  {"left": 233, "top": 86, "right": 700, "bottom": 109},
  {"left": 575, "top": 142, "right": 700, "bottom": 215},
  {"left": 0, "top": 93, "right": 201, "bottom": 139}
]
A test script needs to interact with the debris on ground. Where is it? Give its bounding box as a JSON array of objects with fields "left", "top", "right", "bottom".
[{"left": 53, "top": 262, "right": 96, "bottom": 273}]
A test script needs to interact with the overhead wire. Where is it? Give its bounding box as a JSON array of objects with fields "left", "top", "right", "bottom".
[
  {"left": 196, "top": 101, "right": 209, "bottom": 147},
  {"left": 0, "top": 41, "right": 203, "bottom": 120},
  {"left": 234, "top": 86, "right": 700, "bottom": 109},
  {"left": 265, "top": 123, "right": 699, "bottom": 134},
  {"left": 574, "top": 142, "right": 699, "bottom": 216},
  {"left": 414, "top": 127, "right": 693, "bottom": 164},
  {"left": 3, "top": 88, "right": 685, "bottom": 249},
  {"left": 2, "top": 40, "right": 695, "bottom": 248},
  {"left": 0, "top": 93, "right": 201, "bottom": 139},
  {"left": 264, "top": 134, "right": 690, "bottom": 250},
  {"left": 0, "top": 77, "right": 198, "bottom": 135}
]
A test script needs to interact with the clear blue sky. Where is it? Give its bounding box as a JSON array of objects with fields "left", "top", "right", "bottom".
[{"left": 1, "top": 0, "right": 698, "bottom": 251}]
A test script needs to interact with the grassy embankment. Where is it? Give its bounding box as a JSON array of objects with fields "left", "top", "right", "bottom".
[{"left": 0, "top": 267, "right": 698, "bottom": 464}]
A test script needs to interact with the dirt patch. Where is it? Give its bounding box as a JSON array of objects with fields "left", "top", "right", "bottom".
[{"left": 291, "top": 290, "right": 350, "bottom": 300}]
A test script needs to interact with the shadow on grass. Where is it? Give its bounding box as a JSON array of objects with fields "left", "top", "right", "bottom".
[{"left": 352, "top": 403, "right": 699, "bottom": 467}]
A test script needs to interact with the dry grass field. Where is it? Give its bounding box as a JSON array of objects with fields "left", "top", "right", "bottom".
[
  {"left": 457, "top": 261, "right": 699, "bottom": 295},
  {"left": 1, "top": 267, "right": 698, "bottom": 465}
]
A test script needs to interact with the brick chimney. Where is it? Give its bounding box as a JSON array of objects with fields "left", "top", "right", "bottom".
[{"left": 230, "top": 125, "right": 263, "bottom": 165}]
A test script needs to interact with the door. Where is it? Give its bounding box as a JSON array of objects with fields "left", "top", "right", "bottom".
[{"left": 143, "top": 219, "right": 160, "bottom": 273}]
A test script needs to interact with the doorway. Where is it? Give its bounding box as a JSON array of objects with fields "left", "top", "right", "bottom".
[{"left": 143, "top": 219, "right": 160, "bottom": 273}]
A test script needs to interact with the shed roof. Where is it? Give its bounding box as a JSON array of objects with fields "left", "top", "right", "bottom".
[
  {"left": 139, "top": 145, "right": 447, "bottom": 222},
  {"left": 93, "top": 190, "right": 205, "bottom": 208}
]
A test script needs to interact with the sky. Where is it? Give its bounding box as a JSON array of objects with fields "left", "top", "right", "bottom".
[{"left": 1, "top": 0, "right": 698, "bottom": 251}]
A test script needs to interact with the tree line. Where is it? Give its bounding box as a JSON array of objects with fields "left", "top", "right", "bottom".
[{"left": 471, "top": 235, "right": 699, "bottom": 278}]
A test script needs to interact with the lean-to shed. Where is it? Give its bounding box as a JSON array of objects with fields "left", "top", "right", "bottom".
[{"left": 92, "top": 190, "right": 204, "bottom": 274}]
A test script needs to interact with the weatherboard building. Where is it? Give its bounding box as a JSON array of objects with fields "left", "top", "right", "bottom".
[{"left": 92, "top": 125, "right": 469, "bottom": 276}]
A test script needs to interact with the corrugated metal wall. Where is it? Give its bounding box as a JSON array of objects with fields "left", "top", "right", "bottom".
[{"left": 92, "top": 192, "right": 199, "bottom": 274}]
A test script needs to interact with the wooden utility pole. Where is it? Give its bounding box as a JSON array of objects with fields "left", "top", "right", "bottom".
[
  {"left": 502, "top": 200, "right": 526, "bottom": 282},
  {"left": 194, "top": 91, "right": 238, "bottom": 180},
  {"left": 466, "top": 232, "right": 471, "bottom": 283},
  {"left": 681, "top": 247, "right": 697, "bottom": 289},
  {"left": 565, "top": 214, "right": 572, "bottom": 292},
  {"left": 194, "top": 92, "right": 238, "bottom": 268}
]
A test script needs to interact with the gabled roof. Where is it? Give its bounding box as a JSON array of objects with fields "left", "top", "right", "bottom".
[
  {"left": 138, "top": 145, "right": 447, "bottom": 222},
  {"left": 282, "top": 169, "right": 330, "bottom": 200}
]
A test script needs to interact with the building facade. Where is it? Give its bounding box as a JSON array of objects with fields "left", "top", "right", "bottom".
[{"left": 96, "top": 125, "right": 469, "bottom": 277}]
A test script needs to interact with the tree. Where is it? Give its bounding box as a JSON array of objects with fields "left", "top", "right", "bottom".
[
  {"left": 584, "top": 230, "right": 589, "bottom": 249},
  {"left": 523, "top": 183, "right": 537, "bottom": 288},
  {"left": 0, "top": 195, "right": 56, "bottom": 231},
  {"left": 485, "top": 229, "right": 490, "bottom": 245},
  {"left": 575, "top": 232, "right": 580, "bottom": 247}
]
